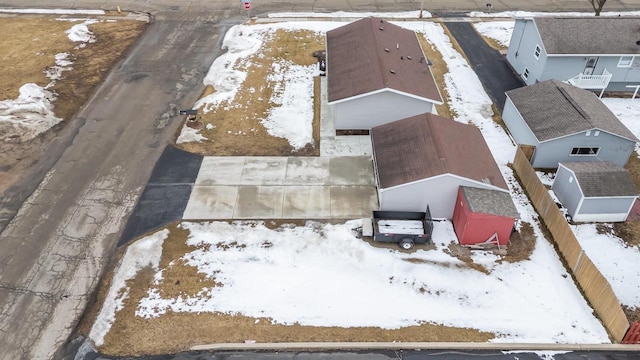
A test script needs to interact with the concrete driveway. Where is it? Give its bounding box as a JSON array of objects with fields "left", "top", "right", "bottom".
[{"left": 183, "top": 156, "right": 378, "bottom": 219}]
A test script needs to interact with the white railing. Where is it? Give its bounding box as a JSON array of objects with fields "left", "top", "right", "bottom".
[{"left": 566, "top": 69, "right": 612, "bottom": 90}]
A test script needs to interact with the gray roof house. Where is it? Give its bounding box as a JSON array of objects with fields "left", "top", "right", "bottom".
[
  {"left": 371, "top": 113, "right": 509, "bottom": 219},
  {"left": 502, "top": 80, "right": 638, "bottom": 168},
  {"left": 326, "top": 17, "right": 442, "bottom": 130},
  {"left": 506, "top": 17, "right": 640, "bottom": 94},
  {"left": 552, "top": 161, "right": 638, "bottom": 222}
]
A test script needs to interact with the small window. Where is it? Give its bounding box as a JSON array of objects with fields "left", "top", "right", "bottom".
[
  {"left": 618, "top": 56, "right": 634, "bottom": 68},
  {"left": 594, "top": 130, "right": 600, "bottom": 136},
  {"left": 570, "top": 147, "right": 600, "bottom": 156},
  {"left": 523, "top": 67, "right": 530, "bottom": 80},
  {"left": 585, "top": 130, "right": 591, "bottom": 136},
  {"left": 534, "top": 45, "right": 541, "bottom": 59},
  {"left": 569, "top": 176, "right": 573, "bottom": 183}
]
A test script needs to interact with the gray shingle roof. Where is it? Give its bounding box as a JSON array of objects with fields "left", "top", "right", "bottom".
[
  {"left": 326, "top": 17, "right": 442, "bottom": 103},
  {"left": 371, "top": 113, "right": 508, "bottom": 190},
  {"left": 505, "top": 80, "right": 638, "bottom": 142},
  {"left": 561, "top": 161, "right": 638, "bottom": 197},
  {"left": 461, "top": 186, "right": 519, "bottom": 219},
  {"left": 534, "top": 17, "right": 640, "bottom": 55}
]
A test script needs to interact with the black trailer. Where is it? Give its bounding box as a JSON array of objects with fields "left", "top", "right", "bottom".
[{"left": 362, "top": 207, "right": 434, "bottom": 250}]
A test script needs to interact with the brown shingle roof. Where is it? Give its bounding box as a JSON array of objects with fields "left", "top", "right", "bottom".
[
  {"left": 534, "top": 17, "right": 640, "bottom": 55},
  {"left": 461, "top": 186, "right": 519, "bottom": 219},
  {"left": 371, "top": 113, "right": 508, "bottom": 190},
  {"left": 506, "top": 80, "right": 638, "bottom": 142},
  {"left": 326, "top": 17, "right": 442, "bottom": 104},
  {"left": 561, "top": 161, "right": 638, "bottom": 197}
]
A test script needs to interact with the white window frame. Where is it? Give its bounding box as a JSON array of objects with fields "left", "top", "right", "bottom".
[
  {"left": 570, "top": 147, "right": 600, "bottom": 156},
  {"left": 523, "top": 67, "right": 530, "bottom": 80},
  {"left": 585, "top": 130, "right": 591, "bottom": 136},
  {"left": 534, "top": 45, "right": 541, "bottom": 60},
  {"left": 618, "top": 56, "right": 634, "bottom": 68}
]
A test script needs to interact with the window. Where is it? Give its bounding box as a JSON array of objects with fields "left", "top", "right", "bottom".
[
  {"left": 523, "top": 67, "right": 530, "bottom": 80},
  {"left": 534, "top": 45, "right": 541, "bottom": 59},
  {"left": 618, "top": 56, "right": 634, "bottom": 68},
  {"left": 570, "top": 147, "right": 600, "bottom": 156},
  {"left": 569, "top": 176, "right": 573, "bottom": 183},
  {"left": 594, "top": 130, "right": 600, "bottom": 136},
  {"left": 585, "top": 130, "right": 591, "bottom": 136}
]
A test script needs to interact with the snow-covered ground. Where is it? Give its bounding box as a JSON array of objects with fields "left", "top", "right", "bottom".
[
  {"left": 92, "top": 18, "right": 633, "bottom": 346},
  {"left": 469, "top": 10, "right": 640, "bottom": 17},
  {"left": 268, "top": 10, "right": 431, "bottom": 18},
  {"left": 0, "top": 8, "right": 105, "bottom": 15},
  {"left": 472, "top": 21, "right": 514, "bottom": 47},
  {"left": 0, "top": 19, "right": 97, "bottom": 142}
]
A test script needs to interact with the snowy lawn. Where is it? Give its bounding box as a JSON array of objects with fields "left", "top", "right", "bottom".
[
  {"left": 89, "top": 19, "right": 618, "bottom": 354},
  {"left": 472, "top": 21, "right": 514, "bottom": 48}
]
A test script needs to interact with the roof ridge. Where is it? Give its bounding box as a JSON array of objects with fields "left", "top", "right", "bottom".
[
  {"left": 556, "top": 84, "right": 591, "bottom": 121},
  {"left": 370, "top": 17, "right": 390, "bottom": 88}
]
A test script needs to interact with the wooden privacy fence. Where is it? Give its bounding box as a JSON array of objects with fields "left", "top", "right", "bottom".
[{"left": 512, "top": 146, "right": 630, "bottom": 343}]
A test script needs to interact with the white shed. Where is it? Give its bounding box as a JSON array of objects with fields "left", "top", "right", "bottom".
[{"left": 371, "top": 113, "right": 510, "bottom": 219}]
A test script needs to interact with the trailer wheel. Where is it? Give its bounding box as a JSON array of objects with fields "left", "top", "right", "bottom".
[{"left": 399, "top": 238, "right": 414, "bottom": 250}]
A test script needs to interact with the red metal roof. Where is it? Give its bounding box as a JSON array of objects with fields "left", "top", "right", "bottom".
[{"left": 326, "top": 17, "right": 442, "bottom": 104}]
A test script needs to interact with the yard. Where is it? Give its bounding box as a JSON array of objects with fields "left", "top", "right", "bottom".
[
  {"left": 79, "top": 14, "right": 635, "bottom": 356},
  {"left": 0, "top": 11, "right": 147, "bottom": 197}
]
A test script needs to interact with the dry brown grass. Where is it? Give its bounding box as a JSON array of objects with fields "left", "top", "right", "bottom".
[
  {"left": 416, "top": 33, "right": 454, "bottom": 120},
  {"left": 500, "top": 222, "right": 536, "bottom": 263},
  {"left": 0, "top": 16, "right": 146, "bottom": 193},
  {"left": 625, "top": 153, "right": 640, "bottom": 190},
  {"left": 92, "top": 222, "right": 494, "bottom": 356},
  {"left": 613, "top": 221, "right": 640, "bottom": 249},
  {"left": 176, "top": 29, "right": 323, "bottom": 156}
]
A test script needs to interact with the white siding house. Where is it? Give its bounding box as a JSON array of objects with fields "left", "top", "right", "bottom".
[
  {"left": 371, "top": 113, "right": 509, "bottom": 219},
  {"left": 326, "top": 17, "right": 442, "bottom": 130}
]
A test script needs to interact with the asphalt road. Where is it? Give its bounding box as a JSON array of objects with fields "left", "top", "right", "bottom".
[{"left": 0, "top": 1, "right": 639, "bottom": 360}]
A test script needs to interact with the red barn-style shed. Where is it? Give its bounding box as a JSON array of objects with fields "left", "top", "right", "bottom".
[{"left": 452, "top": 186, "right": 519, "bottom": 246}]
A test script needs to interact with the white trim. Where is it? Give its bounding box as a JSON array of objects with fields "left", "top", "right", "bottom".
[
  {"left": 534, "top": 44, "right": 541, "bottom": 60},
  {"left": 618, "top": 55, "right": 635, "bottom": 68},
  {"left": 569, "top": 146, "right": 600, "bottom": 156},
  {"left": 328, "top": 87, "right": 443, "bottom": 105},
  {"left": 378, "top": 173, "right": 509, "bottom": 193},
  {"left": 548, "top": 53, "right": 639, "bottom": 57},
  {"left": 522, "top": 67, "right": 530, "bottom": 80},
  {"left": 572, "top": 212, "right": 632, "bottom": 222},
  {"left": 583, "top": 195, "right": 638, "bottom": 200},
  {"left": 538, "top": 127, "right": 638, "bottom": 144}
]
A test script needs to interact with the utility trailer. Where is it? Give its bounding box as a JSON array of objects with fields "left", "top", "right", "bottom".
[{"left": 361, "top": 207, "right": 434, "bottom": 250}]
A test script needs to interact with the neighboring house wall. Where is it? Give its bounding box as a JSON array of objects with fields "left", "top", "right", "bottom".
[
  {"left": 332, "top": 90, "right": 434, "bottom": 130},
  {"left": 506, "top": 18, "right": 546, "bottom": 85},
  {"left": 532, "top": 130, "right": 635, "bottom": 168},
  {"left": 378, "top": 175, "right": 505, "bottom": 219},
  {"left": 579, "top": 197, "right": 635, "bottom": 219},
  {"left": 551, "top": 167, "right": 583, "bottom": 218},
  {"left": 502, "top": 97, "right": 539, "bottom": 145}
]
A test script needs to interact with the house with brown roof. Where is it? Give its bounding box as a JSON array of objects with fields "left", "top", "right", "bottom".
[
  {"left": 371, "top": 113, "right": 511, "bottom": 219},
  {"left": 506, "top": 16, "right": 640, "bottom": 93},
  {"left": 503, "top": 80, "right": 638, "bottom": 168},
  {"left": 326, "top": 17, "right": 442, "bottom": 130}
]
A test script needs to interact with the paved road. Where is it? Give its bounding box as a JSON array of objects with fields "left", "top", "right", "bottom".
[
  {"left": 0, "top": 6, "right": 239, "bottom": 360},
  {"left": 445, "top": 22, "right": 524, "bottom": 110},
  {"left": 0, "top": 1, "right": 637, "bottom": 360}
]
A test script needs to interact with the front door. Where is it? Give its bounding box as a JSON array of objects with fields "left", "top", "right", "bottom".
[{"left": 584, "top": 56, "right": 599, "bottom": 75}]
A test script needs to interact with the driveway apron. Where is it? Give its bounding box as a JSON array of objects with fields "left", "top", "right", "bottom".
[{"left": 445, "top": 22, "right": 524, "bottom": 110}]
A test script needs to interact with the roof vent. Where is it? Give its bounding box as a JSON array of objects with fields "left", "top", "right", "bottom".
[
  {"left": 401, "top": 56, "right": 404, "bottom": 60},
  {"left": 481, "top": 177, "right": 492, "bottom": 184},
  {"left": 396, "top": 43, "right": 399, "bottom": 49},
  {"left": 390, "top": 69, "right": 396, "bottom": 74},
  {"left": 407, "top": 55, "right": 412, "bottom": 60},
  {"left": 379, "top": 26, "right": 384, "bottom": 31},
  {"left": 384, "top": 48, "right": 390, "bottom": 52}
]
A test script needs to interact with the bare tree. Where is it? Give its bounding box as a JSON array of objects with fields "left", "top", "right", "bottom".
[{"left": 589, "top": 0, "right": 607, "bottom": 16}]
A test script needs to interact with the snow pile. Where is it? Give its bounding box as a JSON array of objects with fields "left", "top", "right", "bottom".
[
  {"left": 0, "top": 8, "right": 105, "bottom": 15},
  {"left": 263, "top": 62, "right": 315, "bottom": 149},
  {"left": 134, "top": 221, "right": 608, "bottom": 343},
  {"left": 571, "top": 224, "right": 640, "bottom": 307},
  {"left": 469, "top": 10, "right": 640, "bottom": 17},
  {"left": 45, "top": 53, "right": 73, "bottom": 87},
  {"left": 472, "top": 21, "right": 514, "bottom": 47},
  {"left": 89, "top": 229, "right": 169, "bottom": 347},
  {"left": 0, "top": 84, "right": 62, "bottom": 142},
  {"left": 65, "top": 19, "right": 98, "bottom": 45},
  {"left": 268, "top": 10, "right": 431, "bottom": 18},
  {"left": 176, "top": 125, "right": 208, "bottom": 143}
]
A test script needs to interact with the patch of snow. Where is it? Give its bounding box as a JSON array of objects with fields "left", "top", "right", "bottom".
[
  {"left": 0, "top": 8, "right": 105, "bottom": 15},
  {"left": 473, "top": 21, "right": 514, "bottom": 47},
  {"left": 602, "top": 98, "right": 640, "bottom": 155},
  {"left": 65, "top": 20, "right": 97, "bottom": 43},
  {"left": 536, "top": 171, "right": 555, "bottom": 187},
  {"left": 504, "top": 350, "right": 572, "bottom": 359},
  {"left": 176, "top": 125, "right": 207, "bottom": 144},
  {"left": 268, "top": 11, "right": 431, "bottom": 18},
  {"left": 571, "top": 224, "right": 640, "bottom": 307},
  {"left": 0, "top": 84, "right": 61, "bottom": 142},
  {"left": 263, "top": 62, "right": 315, "bottom": 149},
  {"left": 468, "top": 10, "right": 640, "bottom": 17},
  {"left": 89, "top": 229, "right": 169, "bottom": 347},
  {"left": 135, "top": 221, "right": 608, "bottom": 343},
  {"left": 44, "top": 53, "right": 73, "bottom": 88}
]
